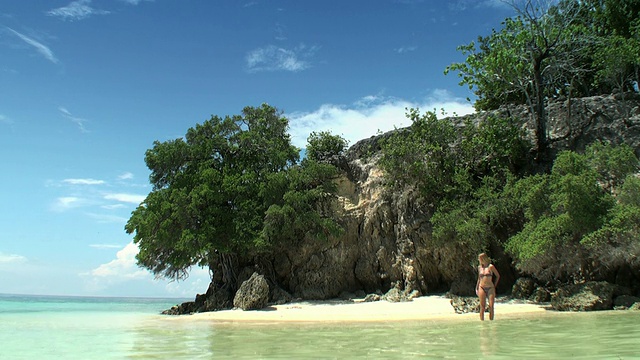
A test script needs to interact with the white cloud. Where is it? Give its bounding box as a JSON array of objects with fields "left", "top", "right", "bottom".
[
  {"left": 90, "top": 242, "right": 147, "bottom": 279},
  {"left": 47, "top": 0, "right": 110, "bottom": 21},
  {"left": 63, "top": 178, "right": 105, "bottom": 185},
  {"left": 0, "top": 252, "right": 27, "bottom": 264},
  {"left": 51, "top": 196, "right": 85, "bottom": 212},
  {"left": 163, "top": 266, "right": 211, "bottom": 297},
  {"left": 119, "top": 0, "right": 153, "bottom": 4},
  {"left": 104, "top": 193, "right": 146, "bottom": 204},
  {"left": 286, "top": 90, "right": 475, "bottom": 148},
  {"left": 5, "top": 27, "right": 58, "bottom": 64},
  {"left": 84, "top": 242, "right": 210, "bottom": 297},
  {"left": 89, "top": 244, "right": 124, "bottom": 249},
  {"left": 395, "top": 46, "right": 418, "bottom": 54},
  {"left": 118, "top": 172, "right": 134, "bottom": 180},
  {"left": 101, "top": 203, "right": 126, "bottom": 210},
  {"left": 86, "top": 212, "right": 129, "bottom": 223},
  {"left": 58, "top": 107, "right": 89, "bottom": 133},
  {"left": 246, "top": 44, "right": 319, "bottom": 73}
]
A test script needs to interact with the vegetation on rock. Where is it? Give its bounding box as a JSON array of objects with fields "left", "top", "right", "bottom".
[
  {"left": 125, "top": 104, "right": 344, "bottom": 289},
  {"left": 129, "top": 0, "right": 640, "bottom": 311}
]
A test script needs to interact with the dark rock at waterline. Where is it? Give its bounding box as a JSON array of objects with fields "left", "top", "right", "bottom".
[
  {"left": 551, "top": 281, "right": 616, "bottom": 311},
  {"left": 511, "top": 278, "right": 536, "bottom": 299},
  {"left": 613, "top": 295, "right": 640, "bottom": 310},
  {"left": 449, "top": 295, "right": 480, "bottom": 314}
]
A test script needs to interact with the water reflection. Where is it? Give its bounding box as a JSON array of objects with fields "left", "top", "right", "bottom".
[{"left": 128, "top": 312, "right": 640, "bottom": 359}]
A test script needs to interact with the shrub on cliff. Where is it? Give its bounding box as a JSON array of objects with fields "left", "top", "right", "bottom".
[
  {"left": 378, "top": 108, "right": 529, "bottom": 255},
  {"left": 504, "top": 142, "right": 640, "bottom": 282}
]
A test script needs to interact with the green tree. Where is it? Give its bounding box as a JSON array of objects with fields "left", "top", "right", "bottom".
[
  {"left": 378, "top": 108, "right": 458, "bottom": 201},
  {"left": 379, "top": 108, "right": 529, "bottom": 253},
  {"left": 125, "top": 104, "right": 341, "bottom": 284},
  {"left": 305, "top": 131, "right": 349, "bottom": 163},
  {"left": 445, "top": 0, "right": 590, "bottom": 156},
  {"left": 504, "top": 143, "right": 639, "bottom": 281}
]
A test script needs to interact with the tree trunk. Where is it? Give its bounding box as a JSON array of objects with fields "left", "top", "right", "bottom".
[{"left": 533, "top": 57, "right": 548, "bottom": 157}]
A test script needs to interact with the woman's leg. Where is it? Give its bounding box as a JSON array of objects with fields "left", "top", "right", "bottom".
[
  {"left": 478, "top": 288, "right": 486, "bottom": 321},
  {"left": 488, "top": 289, "right": 496, "bottom": 320}
]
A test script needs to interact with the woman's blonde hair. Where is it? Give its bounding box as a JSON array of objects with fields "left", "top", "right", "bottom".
[{"left": 478, "top": 253, "right": 491, "bottom": 266}]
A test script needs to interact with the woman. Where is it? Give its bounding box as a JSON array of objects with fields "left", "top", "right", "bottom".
[{"left": 476, "top": 253, "right": 500, "bottom": 321}]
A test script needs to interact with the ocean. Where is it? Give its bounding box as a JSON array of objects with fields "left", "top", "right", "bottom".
[{"left": 1, "top": 293, "right": 639, "bottom": 359}]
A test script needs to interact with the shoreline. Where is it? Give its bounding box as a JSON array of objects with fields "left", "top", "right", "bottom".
[{"left": 162, "top": 295, "right": 556, "bottom": 324}]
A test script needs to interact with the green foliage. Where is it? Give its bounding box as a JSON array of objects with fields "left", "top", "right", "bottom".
[
  {"left": 305, "top": 131, "right": 349, "bottom": 162},
  {"left": 379, "top": 108, "right": 530, "bottom": 251},
  {"left": 126, "top": 104, "right": 342, "bottom": 280},
  {"left": 444, "top": 16, "right": 532, "bottom": 111},
  {"left": 593, "top": 32, "right": 640, "bottom": 93},
  {"left": 504, "top": 143, "right": 639, "bottom": 265},
  {"left": 445, "top": 0, "right": 640, "bottom": 153},
  {"left": 262, "top": 159, "right": 343, "bottom": 245},
  {"left": 378, "top": 109, "right": 458, "bottom": 201}
]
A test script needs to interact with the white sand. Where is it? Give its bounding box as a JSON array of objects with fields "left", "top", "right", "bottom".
[{"left": 165, "top": 296, "right": 553, "bottom": 323}]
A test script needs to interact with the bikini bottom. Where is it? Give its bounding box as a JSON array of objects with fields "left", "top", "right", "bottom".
[{"left": 480, "top": 286, "right": 495, "bottom": 297}]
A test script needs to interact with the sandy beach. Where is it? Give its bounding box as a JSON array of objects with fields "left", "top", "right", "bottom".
[{"left": 166, "top": 296, "right": 554, "bottom": 323}]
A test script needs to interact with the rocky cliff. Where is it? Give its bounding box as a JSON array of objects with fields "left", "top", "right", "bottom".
[{"left": 168, "top": 93, "right": 640, "bottom": 314}]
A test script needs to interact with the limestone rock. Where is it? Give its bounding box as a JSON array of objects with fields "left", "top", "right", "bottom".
[
  {"left": 233, "top": 272, "right": 270, "bottom": 310},
  {"left": 531, "top": 287, "right": 551, "bottom": 303},
  {"left": 551, "top": 281, "right": 615, "bottom": 311},
  {"left": 511, "top": 278, "right": 536, "bottom": 299},
  {"left": 449, "top": 295, "right": 480, "bottom": 314}
]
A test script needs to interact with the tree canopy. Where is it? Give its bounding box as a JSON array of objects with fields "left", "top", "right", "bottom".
[
  {"left": 125, "top": 104, "right": 342, "bottom": 281},
  {"left": 445, "top": 0, "right": 640, "bottom": 155}
]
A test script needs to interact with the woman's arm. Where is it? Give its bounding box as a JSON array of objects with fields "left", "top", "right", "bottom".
[{"left": 491, "top": 265, "right": 500, "bottom": 288}]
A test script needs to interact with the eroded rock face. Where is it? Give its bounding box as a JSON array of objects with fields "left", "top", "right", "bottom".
[
  {"left": 265, "top": 94, "right": 640, "bottom": 302},
  {"left": 233, "top": 272, "right": 270, "bottom": 310},
  {"left": 551, "top": 281, "right": 615, "bottom": 311}
]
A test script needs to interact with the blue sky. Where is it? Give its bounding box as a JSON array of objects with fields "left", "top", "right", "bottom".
[{"left": 0, "top": 0, "right": 514, "bottom": 298}]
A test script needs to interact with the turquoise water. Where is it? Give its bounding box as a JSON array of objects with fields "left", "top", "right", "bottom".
[{"left": 1, "top": 294, "right": 639, "bottom": 359}]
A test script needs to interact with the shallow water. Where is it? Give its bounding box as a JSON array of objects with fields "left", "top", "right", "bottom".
[{"left": 1, "top": 294, "right": 639, "bottom": 359}]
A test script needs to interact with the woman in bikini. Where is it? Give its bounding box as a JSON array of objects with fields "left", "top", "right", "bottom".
[{"left": 476, "top": 253, "right": 500, "bottom": 321}]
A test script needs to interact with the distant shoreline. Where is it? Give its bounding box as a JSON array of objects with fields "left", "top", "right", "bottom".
[{"left": 163, "top": 295, "right": 556, "bottom": 323}]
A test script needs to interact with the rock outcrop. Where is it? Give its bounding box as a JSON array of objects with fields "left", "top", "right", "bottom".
[
  {"left": 168, "top": 94, "right": 640, "bottom": 314},
  {"left": 233, "top": 272, "right": 270, "bottom": 310},
  {"left": 551, "top": 281, "right": 616, "bottom": 311}
]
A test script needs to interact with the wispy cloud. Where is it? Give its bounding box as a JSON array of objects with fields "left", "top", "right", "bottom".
[
  {"left": 246, "top": 44, "right": 319, "bottom": 73},
  {"left": 86, "top": 212, "right": 130, "bottom": 223},
  {"left": 0, "top": 114, "right": 13, "bottom": 125},
  {"left": 51, "top": 196, "right": 85, "bottom": 212},
  {"left": 63, "top": 178, "right": 105, "bottom": 185},
  {"left": 47, "top": 0, "right": 110, "bottom": 21},
  {"left": 274, "top": 23, "right": 287, "bottom": 41},
  {"left": 58, "top": 107, "right": 89, "bottom": 133},
  {"left": 117, "top": 172, "right": 134, "bottom": 180},
  {"left": 0, "top": 252, "right": 27, "bottom": 264},
  {"left": 451, "top": 0, "right": 511, "bottom": 11},
  {"left": 104, "top": 193, "right": 146, "bottom": 204},
  {"left": 119, "top": 0, "right": 154, "bottom": 5},
  {"left": 5, "top": 27, "right": 58, "bottom": 64},
  {"left": 395, "top": 46, "right": 418, "bottom": 54},
  {"left": 286, "top": 90, "right": 475, "bottom": 148},
  {"left": 90, "top": 244, "right": 125, "bottom": 249}
]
